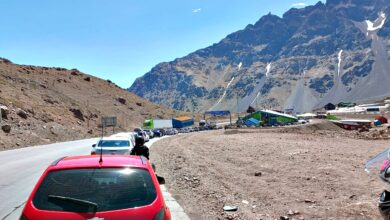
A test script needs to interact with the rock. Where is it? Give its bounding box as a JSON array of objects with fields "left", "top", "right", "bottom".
[
  {"left": 1, "top": 124, "right": 11, "bottom": 133},
  {"left": 17, "top": 109, "right": 28, "bottom": 119},
  {"left": 84, "top": 77, "right": 91, "bottom": 82},
  {"left": 1, "top": 106, "right": 9, "bottom": 119},
  {"left": 117, "top": 97, "right": 127, "bottom": 105},
  {"left": 69, "top": 108, "right": 85, "bottom": 121},
  {"left": 255, "top": 172, "right": 262, "bottom": 176},
  {"left": 223, "top": 205, "right": 238, "bottom": 212},
  {"left": 43, "top": 97, "right": 58, "bottom": 105},
  {"left": 136, "top": 102, "right": 143, "bottom": 107},
  {"left": 70, "top": 70, "right": 80, "bottom": 76},
  {"left": 304, "top": 199, "right": 315, "bottom": 203}
]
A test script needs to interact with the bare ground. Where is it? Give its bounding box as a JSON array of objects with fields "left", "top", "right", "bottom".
[
  {"left": 0, "top": 58, "right": 189, "bottom": 150},
  {"left": 151, "top": 122, "right": 390, "bottom": 220}
]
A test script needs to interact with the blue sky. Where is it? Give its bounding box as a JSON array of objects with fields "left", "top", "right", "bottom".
[{"left": 0, "top": 0, "right": 323, "bottom": 88}]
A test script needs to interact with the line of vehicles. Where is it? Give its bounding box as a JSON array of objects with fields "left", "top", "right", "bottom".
[
  {"left": 90, "top": 125, "right": 221, "bottom": 156},
  {"left": 19, "top": 121, "right": 222, "bottom": 220}
]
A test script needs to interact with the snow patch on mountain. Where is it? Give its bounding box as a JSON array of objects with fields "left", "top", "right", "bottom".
[
  {"left": 266, "top": 63, "right": 271, "bottom": 77},
  {"left": 250, "top": 92, "right": 261, "bottom": 105},
  {"left": 238, "top": 62, "right": 243, "bottom": 70},
  {"left": 337, "top": 50, "right": 343, "bottom": 77},
  {"left": 366, "top": 12, "right": 386, "bottom": 32},
  {"left": 211, "top": 77, "right": 235, "bottom": 109}
]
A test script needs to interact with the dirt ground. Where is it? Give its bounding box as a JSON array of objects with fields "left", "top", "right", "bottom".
[
  {"left": 151, "top": 121, "right": 390, "bottom": 220},
  {"left": 0, "top": 58, "right": 189, "bottom": 150}
]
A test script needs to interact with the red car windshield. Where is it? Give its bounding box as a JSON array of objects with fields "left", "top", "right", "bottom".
[{"left": 32, "top": 168, "right": 157, "bottom": 212}]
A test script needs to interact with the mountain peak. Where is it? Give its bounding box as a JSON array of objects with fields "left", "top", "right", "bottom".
[{"left": 129, "top": 0, "right": 390, "bottom": 113}]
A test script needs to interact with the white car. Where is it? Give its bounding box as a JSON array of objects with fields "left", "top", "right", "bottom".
[
  {"left": 142, "top": 131, "right": 150, "bottom": 142},
  {"left": 91, "top": 136, "right": 134, "bottom": 155},
  {"left": 298, "top": 119, "right": 308, "bottom": 124},
  {"left": 133, "top": 128, "right": 149, "bottom": 142},
  {"left": 111, "top": 132, "right": 136, "bottom": 146}
]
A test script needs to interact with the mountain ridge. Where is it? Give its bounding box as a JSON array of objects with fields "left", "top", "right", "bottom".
[
  {"left": 0, "top": 58, "right": 183, "bottom": 150},
  {"left": 129, "top": 0, "right": 390, "bottom": 113}
]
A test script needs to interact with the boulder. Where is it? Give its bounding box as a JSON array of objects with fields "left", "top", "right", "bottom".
[
  {"left": 84, "top": 77, "right": 91, "bottom": 82},
  {"left": 117, "top": 97, "right": 127, "bottom": 105},
  {"left": 0, "top": 105, "right": 9, "bottom": 119},
  {"left": 1, "top": 124, "right": 11, "bottom": 133},
  {"left": 17, "top": 109, "right": 28, "bottom": 119},
  {"left": 69, "top": 108, "right": 85, "bottom": 121},
  {"left": 70, "top": 70, "right": 80, "bottom": 76}
]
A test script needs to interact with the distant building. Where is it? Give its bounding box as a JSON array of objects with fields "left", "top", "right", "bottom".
[
  {"left": 324, "top": 103, "right": 336, "bottom": 111},
  {"left": 243, "top": 110, "right": 298, "bottom": 126},
  {"left": 172, "top": 116, "right": 194, "bottom": 128}
]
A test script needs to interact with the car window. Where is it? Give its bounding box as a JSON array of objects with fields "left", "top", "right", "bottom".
[
  {"left": 33, "top": 168, "right": 157, "bottom": 212},
  {"left": 98, "top": 140, "right": 130, "bottom": 147}
]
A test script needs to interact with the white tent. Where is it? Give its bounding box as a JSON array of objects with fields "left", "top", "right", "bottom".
[{"left": 297, "top": 113, "right": 316, "bottom": 118}]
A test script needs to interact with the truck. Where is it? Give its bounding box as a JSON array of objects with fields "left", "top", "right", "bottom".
[{"left": 143, "top": 119, "right": 173, "bottom": 129}]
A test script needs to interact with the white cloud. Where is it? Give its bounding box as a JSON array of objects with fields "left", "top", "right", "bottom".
[
  {"left": 192, "top": 8, "right": 202, "bottom": 13},
  {"left": 291, "top": 2, "right": 307, "bottom": 8}
]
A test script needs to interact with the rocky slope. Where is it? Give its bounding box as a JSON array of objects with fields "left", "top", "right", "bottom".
[
  {"left": 129, "top": 0, "right": 390, "bottom": 113},
  {"left": 0, "top": 58, "right": 182, "bottom": 150}
]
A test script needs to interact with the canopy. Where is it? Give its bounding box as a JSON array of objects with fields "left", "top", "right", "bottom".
[
  {"left": 204, "top": 111, "right": 231, "bottom": 116},
  {"left": 297, "top": 113, "right": 316, "bottom": 118},
  {"left": 245, "top": 118, "right": 260, "bottom": 126}
]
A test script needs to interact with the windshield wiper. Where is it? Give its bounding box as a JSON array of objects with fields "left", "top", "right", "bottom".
[{"left": 48, "top": 195, "right": 98, "bottom": 212}]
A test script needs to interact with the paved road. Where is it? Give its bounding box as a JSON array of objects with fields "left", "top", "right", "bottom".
[{"left": 0, "top": 137, "right": 189, "bottom": 220}]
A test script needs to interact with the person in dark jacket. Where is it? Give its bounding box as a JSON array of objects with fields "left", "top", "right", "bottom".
[{"left": 130, "top": 133, "right": 149, "bottom": 159}]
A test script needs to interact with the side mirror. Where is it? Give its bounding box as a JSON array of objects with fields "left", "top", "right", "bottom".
[
  {"left": 156, "top": 175, "right": 165, "bottom": 185},
  {"left": 92, "top": 144, "right": 96, "bottom": 148}
]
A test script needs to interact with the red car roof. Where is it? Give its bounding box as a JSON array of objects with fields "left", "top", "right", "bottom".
[{"left": 52, "top": 155, "right": 148, "bottom": 169}]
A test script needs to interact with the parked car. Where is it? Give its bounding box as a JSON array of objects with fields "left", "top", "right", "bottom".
[
  {"left": 142, "top": 131, "right": 150, "bottom": 142},
  {"left": 181, "top": 128, "right": 190, "bottom": 133},
  {"left": 20, "top": 155, "right": 171, "bottom": 220},
  {"left": 164, "top": 128, "right": 177, "bottom": 135},
  {"left": 298, "top": 119, "right": 308, "bottom": 124},
  {"left": 134, "top": 128, "right": 149, "bottom": 142},
  {"left": 111, "top": 132, "right": 136, "bottom": 147},
  {"left": 133, "top": 127, "right": 143, "bottom": 133},
  {"left": 91, "top": 136, "right": 134, "bottom": 155},
  {"left": 144, "top": 129, "right": 154, "bottom": 139},
  {"left": 152, "top": 129, "right": 164, "bottom": 137}
]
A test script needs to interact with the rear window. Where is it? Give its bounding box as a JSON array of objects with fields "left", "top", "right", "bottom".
[
  {"left": 33, "top": 168, "right": 157, "bottom": 212},
  {"left": 98, "top": 140, "right": 130, "bottom": 147}
]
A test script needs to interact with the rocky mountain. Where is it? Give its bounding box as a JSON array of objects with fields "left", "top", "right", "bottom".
[
  {"left": 0, "top": 58, "right": 183, "bottom": 150},
  {"left": 129, "top": 0, "right": 390, "bottom": 113}
]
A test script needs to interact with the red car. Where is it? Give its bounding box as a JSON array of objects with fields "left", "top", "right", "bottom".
[{"left": 20, "top": 155, "right": 171, "bottom": 220}]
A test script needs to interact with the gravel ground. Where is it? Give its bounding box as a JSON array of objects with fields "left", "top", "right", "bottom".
[{"left": 151, "top": 122, "right": 390, "bottom": 220}]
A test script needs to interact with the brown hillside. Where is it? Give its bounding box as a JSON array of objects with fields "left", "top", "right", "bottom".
[{"left": 0, "top": 58, "right": 183, "bottom": 150}]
